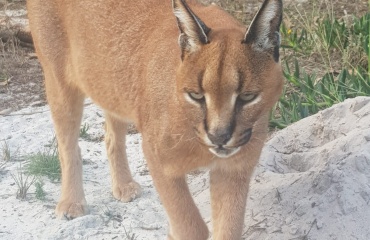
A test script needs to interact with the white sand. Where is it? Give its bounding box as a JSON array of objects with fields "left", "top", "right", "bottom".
[{"left": 1, "top": 97, "right": 370, "bottom": 240}]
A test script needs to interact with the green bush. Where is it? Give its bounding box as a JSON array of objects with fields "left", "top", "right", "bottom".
[{"left": 270, "top": 12, "right": 370, "bottom": 129}]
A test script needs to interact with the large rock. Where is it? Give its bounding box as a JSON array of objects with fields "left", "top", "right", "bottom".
[{"left": 244, "top": 97, "right": 370, "bottom": 239}]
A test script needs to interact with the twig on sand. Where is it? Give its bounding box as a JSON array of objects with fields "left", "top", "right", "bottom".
[
  {"left": 0, "top": 102, "right": 93, "bottom": 116},
  {"left": 0, "top": 109, "right": 50, "bottom": 116}
]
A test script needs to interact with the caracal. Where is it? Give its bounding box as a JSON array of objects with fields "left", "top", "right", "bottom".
[{"left": 27, "top": 0, "right": 283, "bottom": 239}]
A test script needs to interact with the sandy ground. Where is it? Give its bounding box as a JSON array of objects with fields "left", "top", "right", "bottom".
[{"left": 1, "top": 97, "right": 370, "bottom": 240}]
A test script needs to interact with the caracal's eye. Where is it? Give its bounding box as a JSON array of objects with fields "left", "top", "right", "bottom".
[
  {"left": 239, "top": 93, "right": 257, "bottom": 103},
  {"left": 188, "top": 92, "right": 205, "bottom": 101}
]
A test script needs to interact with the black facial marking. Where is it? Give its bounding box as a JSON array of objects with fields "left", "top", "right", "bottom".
[
  {"left": 273, "top": 45, "right": 279, "bottom": 62},
  {"left": 237, "top": 71, "right": 244, "bottom": 93},
  {"left": 236, "top": 128, "right": 253, "bottom": 146},
  {"left": 197, "top": 70, "right": 205, "bottom": 92},
  {"left": 234, "top": 96, "right": 245, "bottom": 115},
  {"left": 229, "top": 113, "right": 237, "bottom": 139},
  {"left": 203, "top": 116, "right": 208, "bottom": 132}
]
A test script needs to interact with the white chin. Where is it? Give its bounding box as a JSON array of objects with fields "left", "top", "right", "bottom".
[{"left": 209, "top": 146, "right": 241, "bottom": 158}]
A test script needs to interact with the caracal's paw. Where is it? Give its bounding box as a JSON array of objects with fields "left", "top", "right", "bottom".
[
  {"left": 55, "top": 200, "right": 88, "bottom": 220},
  {"left": 112, "top": 181, "right": 142, "bottom": 202}
]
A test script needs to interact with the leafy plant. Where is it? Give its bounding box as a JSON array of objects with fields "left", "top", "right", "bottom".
[
  {"left": 280, "top": 22, "right": 311, "bottom": 54},
  {"left": 270, "top": 59, "right": 370, "bottom": 129},
  {"left": 353, "top": 13, "right": 370, "bottom": 57},
  {"left": 35, "top": 179, "right": 46, "bottom": 201},
  {"left": 316, "top": 17, "right": 349, "bottom": 50}
]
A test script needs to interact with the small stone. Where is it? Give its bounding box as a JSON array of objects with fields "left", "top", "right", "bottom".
[
  {"left": 295, "top": 207, "right": 305, "bottom": 217},
  {"left": 268, "top": 226, "right": 282, "bottom": 234},
  {"left": 331, "top": 169, "right": 342, "bottom": 183},
  {"left": 316, "top": 219, "right": 323, "bottom": 229},
  {"left": 31, "top": 100, "right": 45, "bottom": 107},
  {"left": 0, "top": 108, "right": 13, "bottom": 115},
  {"left": 355, "top": 153, "right": 370, "bottom": 173},
  {"left": 289, "top": 225, "right": 299, "bottom": 235},
  {"left": 365, "top": 135, "right": 370, "bottom": 142},
  {"left": 285, "top": 216, "right": 293, "bottom": 225},
  {"left": 338, "top": 194, "right": 358, "bottom": 215}
]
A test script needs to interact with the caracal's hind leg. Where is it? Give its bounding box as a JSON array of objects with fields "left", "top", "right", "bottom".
[
  {"left": 44, "top": 73, "right": 87, "bottom": 219},
  {"left": 210, "top": 168, "right": 251, "bottom": 240},
  {"left": 104, "top": 113, "right": 141, "bottom": 202}
]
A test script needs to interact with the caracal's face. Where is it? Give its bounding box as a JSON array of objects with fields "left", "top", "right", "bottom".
[{"left": 176, "top": 29, "right": 283, "bottom": 158}]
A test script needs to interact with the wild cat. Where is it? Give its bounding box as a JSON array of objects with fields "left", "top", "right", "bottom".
[{"left": 27, "top": 0, "right": 283, "bottom": 239}]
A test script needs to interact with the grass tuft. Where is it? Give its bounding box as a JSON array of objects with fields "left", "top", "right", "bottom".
[
  {"left": 1, "top": 141, "right": 20, "bottom": 162},
  {"left": 26, "top": 138, "right": 61, "bottom": 182},
  {"left": 11, "top": 163, "right": 36, "bottom": 200},
  {"left": 1, "top": 141, "right": 11, "bottom": 162},
  {"left": 79, "top": 122, "right": 90, "bottom": 140},
  {"left": 123, "top": 227, "right": 138, "bottom": 240}
]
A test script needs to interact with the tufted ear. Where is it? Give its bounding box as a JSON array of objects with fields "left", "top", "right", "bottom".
[
  {"left": 172, "top": 0, "right": 211, "bottom": 58},
  {"left": 243, "top": 0, "right": 283, "bottom": 62}
]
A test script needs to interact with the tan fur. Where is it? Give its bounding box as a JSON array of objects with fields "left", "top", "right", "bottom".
[{"left": 27, "top": 0, "right": 283, "bottom": 239}]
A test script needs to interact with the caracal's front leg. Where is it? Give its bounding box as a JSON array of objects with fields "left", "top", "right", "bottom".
[
  {"left": 210, "top": 167, "right": 252, "bottom": 240},
  {"left": 104, "top": 113, "right": 141, "bottom": 202},
  {"left": 45, "top": 76, "right": 87, "bottom": 219},
  {"left": 144, "top": 153, "right": 209, "bottom": 239},
  {"left": 154, "top": 174, "right": 208, "bottom": 240}
]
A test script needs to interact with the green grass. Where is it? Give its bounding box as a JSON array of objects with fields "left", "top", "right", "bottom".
[
  {"left": 22, "top": 137, "right": 61, "bottom": 200},
  {"left": 79, "top": 122, "right": 90, "bottom": 140},
  {"left": 26, "top": 138, "right": 61, "bottom": 182}
]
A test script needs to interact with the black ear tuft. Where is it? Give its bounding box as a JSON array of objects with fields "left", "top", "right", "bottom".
[
  {"left": 243, "top": 0, "right": 283, "bottom": 62},
  {"left": 172, "top": 0, "right": 211, "bottom": 55}
]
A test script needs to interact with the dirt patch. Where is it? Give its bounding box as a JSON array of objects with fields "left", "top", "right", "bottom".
[
  {"left": 0, "top": 50, "right": 44, "bottom": 113},
  {"left": 0, "top": 0, "right": 45, "bottom": 114}
]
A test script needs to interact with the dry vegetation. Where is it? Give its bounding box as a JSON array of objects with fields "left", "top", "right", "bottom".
[{"left": 0, "top": 0, "right": 44, "bottom": 113}]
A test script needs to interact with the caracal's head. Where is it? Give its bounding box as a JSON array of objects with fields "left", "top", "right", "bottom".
[{"left": 172, "top": 0, "right": 284, "bottom": 158}]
